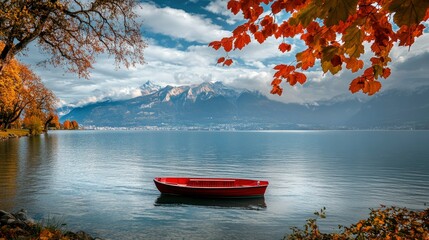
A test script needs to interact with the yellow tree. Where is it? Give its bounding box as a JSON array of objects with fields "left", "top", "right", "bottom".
[
  {"left": 0, "top": 0, "right": 145, "bottom": 77},
  {"left": 0, "top": 47, "right": 57, "bottom": 131},
  {"left": 71, "top": 120, "right": 79, "bottom": 130},
  {"left": 63, "top": 120, "right": 71, "bottom": 130},
  {"left": 0, "top": 58, "right": 21, "bottom": 129}
]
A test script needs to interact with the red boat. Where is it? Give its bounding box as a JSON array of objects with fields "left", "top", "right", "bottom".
[{"left": 153, "top": 177, "right": 269, "bottom": 198}]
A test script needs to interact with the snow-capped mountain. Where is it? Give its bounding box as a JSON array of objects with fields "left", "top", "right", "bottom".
[
  {"left": 140, "top": 81, "right": 161, "bottom": 96},
  {"left": 61, "top": 82, "right": 429, "bottom": 129}
]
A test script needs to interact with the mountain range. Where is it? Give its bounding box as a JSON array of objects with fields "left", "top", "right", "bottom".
[{"left": 60, "top": 81, "right": 429, "bottom": 130}]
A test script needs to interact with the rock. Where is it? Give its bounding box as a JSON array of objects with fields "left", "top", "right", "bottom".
[{"left": 0, "top": 210, "right": 16, "bottom": 225}]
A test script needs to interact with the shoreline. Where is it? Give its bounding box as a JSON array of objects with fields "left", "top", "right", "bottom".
[
  {"left": 0, "top": 209, "right": 101, "bottom": 240},
  {"left": 0, "top": 129, "right": 30, "bottom": 141}
]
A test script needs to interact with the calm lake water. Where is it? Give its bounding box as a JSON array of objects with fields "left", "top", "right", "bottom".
[{"left": 1, "top": 130, "right": 428, "bottom": 239}]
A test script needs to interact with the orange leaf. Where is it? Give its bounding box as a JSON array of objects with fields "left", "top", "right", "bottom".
[
  {"left": 271, "top": 78, "right": 282, "bottom": 86},
  {"left": 364, "top": 80, "right": 381, "bottom": 96},
  {"left": 287, "top": 72, "right": 307, "bottom": 86},
  {"left": 223, "top": 59, "right": 233, "bottom": 66},
  {"left": 270, "top": 84, "right": 283, "bottom": 96},
  {"left": 217, "top": 57, "right": 225, "bottom": 64},
  {"left": 273, "top": 64, "right": 295, "bottom": 78},
  {"left": 279, "top": 42, "right": 292, "bottom": 53},
  {"left": 349, "top": 77, "right": 364, "bottom": 93},
  {"left": 344, "top": 58, "right": 364, "bottom": 72},
  {"left": 382, "top": 67, "right": 391, "bottom": 78},
  {"left": 294, "top": 72, "right": 307, "bottom": 85}
]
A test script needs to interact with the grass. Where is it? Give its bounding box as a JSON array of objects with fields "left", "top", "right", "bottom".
[{"left": 0, "top": 129, "right": 29, "bottom": 138}]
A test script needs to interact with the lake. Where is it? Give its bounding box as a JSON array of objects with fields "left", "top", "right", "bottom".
[{"left": 0, "top": 130, "right": 428, "bottom": 239}]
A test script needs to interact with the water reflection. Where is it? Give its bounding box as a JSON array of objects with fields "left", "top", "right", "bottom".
[
  {"left": 0, "top": 139, "right": 20, "bottom": 210},
  {"left": 154, "top": 194, "right": 267, "bottom": 210}
]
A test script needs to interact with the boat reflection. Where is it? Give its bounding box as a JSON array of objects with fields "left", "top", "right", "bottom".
[{"left": 154, "top": 194, "right": 267, "bottom": 210}]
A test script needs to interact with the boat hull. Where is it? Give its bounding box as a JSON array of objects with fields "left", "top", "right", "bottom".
[{"left": 153, "top": 177, "right": 269, "bottom": 198}]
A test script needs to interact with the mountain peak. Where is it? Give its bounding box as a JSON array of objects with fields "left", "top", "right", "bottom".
[{"left": 140, "top": 81, "right": 161, "bottom": 96}]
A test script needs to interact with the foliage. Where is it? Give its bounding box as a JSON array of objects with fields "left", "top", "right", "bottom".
[
  {"left": 0, "top": 0, "right": 146, "bottom": 78},
  {"left": 0, "top": 216, "right": 95, "bottom": 240},
  {"left": 62, "top": 120, "right": 79, "bottom": 130},
  {"left": 210, "top": 0, "right": 429, "bottom": 96},
  {"left": 0, "top": 47, "right": 57, "bottom": 131},
  {"left": 23, "top": 115, "right": 43, "bottom": 135},
  {"left": 284, "top": 206, "right": 429, "bottom": 239}
]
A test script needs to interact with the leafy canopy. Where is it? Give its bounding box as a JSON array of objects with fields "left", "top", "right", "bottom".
[
  {"left": 210, "top": 0, "right": 429, "bottom": 96},
  {"left": 0, "top": 0, "right": 146, "bottom": 78}
]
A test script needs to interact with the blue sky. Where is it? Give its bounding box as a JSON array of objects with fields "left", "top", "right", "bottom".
[{"left": 19, "top": 0, "right": 429, "bottom": 107}]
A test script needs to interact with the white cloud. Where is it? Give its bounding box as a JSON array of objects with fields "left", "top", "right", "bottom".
[
  {"left": 137, "top": 3, "right": 230, "bottom": 43},
  {"left": 204, "top": 0, "right": 243, "bottom": 25}
]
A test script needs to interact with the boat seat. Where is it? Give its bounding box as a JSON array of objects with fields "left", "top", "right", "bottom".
[{"left": 188, "top": 179, "right": 236, "bottom": 187}]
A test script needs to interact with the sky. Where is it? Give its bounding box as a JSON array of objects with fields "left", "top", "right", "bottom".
[{"left": 19, "top": 0, "right": 429, "bottom": 107}]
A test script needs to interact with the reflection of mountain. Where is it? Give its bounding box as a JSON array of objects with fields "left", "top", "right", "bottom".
[
  {"left": 61, "top": 81, "right": 429, "bottom": 129},
  {"left": 154, "top": 194, "right": 266, "bottom": 210}
]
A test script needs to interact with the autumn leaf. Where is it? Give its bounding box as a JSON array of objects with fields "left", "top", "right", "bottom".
[
  {"left": 349, "top": 77, "right": 365, "bottom": 93},
  {"left": 287, "top": 71, "right": 307, "bottom": 86},
  {"left": 209, "top": 41, "right": 222, "bottom": 50},
  {"left": 271, "top": 78, "right": 282, "bottom": 86},
  {"left": 235, "top": 33, "right": 251, "bottom": 50},
  {"left": 217, "top": 57, "right": 225, "bottom": 64},
  {"left": 344, "top": 57, "right": 364, "bottom": 72},
  {"left": 389, "top": 0, "right": 429, "bottom": 26},
  {"left": 254, "top": 31, "right": 266, "bottom": 43},
  {"left": 273, "top": 64, "right": 295, "bottom": 78},
  {"left": 296, "top": 49, "right": 316, "bottom": 70},
  {"left": 279, "top": 42, "right": 292, "bottom": 53},
  {"left": 296, "top": 2, "right": 319, "bottom": 27},
  {"left": 212, "top": 0, "right": 429, "bottom": 97},
  {"left": 321, "top": 0, "right": 359, "bottom": 26},
  {"left": 343, "top": 26, "right": 364, "bottom": 58},
  {"left": 221, "top": 37, "right": 234, "bottom": 52},
  {"left": 363, "top": 80, "right": 382, "bottom": 95},
  {"left": 223, "top": 59, "right": 233, "bottom": 66},
  {"left": 227, "top": 0, "right": 241, "bottom": 15},
  {"left": 270, "top": 84, "right": 283, "bottom": 96}
]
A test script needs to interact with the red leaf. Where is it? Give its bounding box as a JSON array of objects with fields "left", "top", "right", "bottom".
[
  {"left": 271, "top": 1, "right": 282, "bottom": 14},
  {"left": 382, "top": 67, "right": 391, "bottom": 78},
  {"left": 349, "top": 77, "right": 364, "bottom": 93},
  {"left": 235, "top": 33, "right": 251, "bottom": 50},
  {"left": 209, "top": 41, "right": 222, "bottom": 50},
  {"left": 227, "top": 0, "right": 241, "bottom": 15},
  {"left": 270, "top": 85, "right": 283, "bottom": 96},
  {"left": 271, "top": 78, "right": 282, "bottom": 86},
  {"left": 294, "top": 72, "right": 307, "bottom": 84},
  {"left": 223, "top": 59, "right": 233, "bottom": 66},
  {"left": 233, "top": 25, "right": 247, "bottom": 37},
  {"left": 249, "top": 24, "right": 258, "bottom": 34},
  {"left": 330, "top": 55, "right": 342, "bottom": 67},
  {"left": 254, "top": 31, "right": 266, "bottom": 43},
  {"left": 221, "top": 37, "right": 233, "bottom": 52},
  {"left": 279, "top": 42, "right": 292, "bottom": 53},
  {"left": 364, "top": 80, "right": 381, "bottom": 96},
  {"left": 217, "top": 57, "right": 225, "bottom": 64}
]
